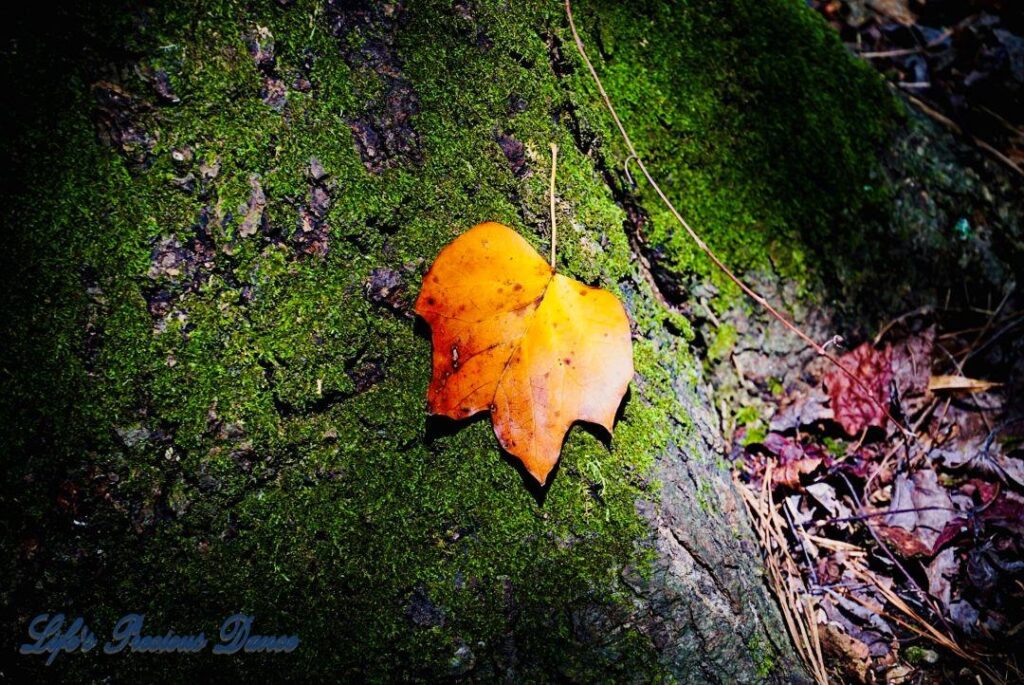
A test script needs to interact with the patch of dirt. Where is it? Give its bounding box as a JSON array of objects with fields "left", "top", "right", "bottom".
[
  {"left": 245, "top": 24, "right": 288, "bottom": 111},
  {"left": 364, "top": 266, "right": 410, "bottom": 316},
  {"left": 143, "top": 208, "right": 218, "bottom": 329},
  {"left": 451, "top": 0, "right": 493, "bottom": 52},
  {"left": 494, "top": 130, "right": 530, "bottom": 178},
  {"left": 237, "top": 174, "right": 268, "bottom": 238}
]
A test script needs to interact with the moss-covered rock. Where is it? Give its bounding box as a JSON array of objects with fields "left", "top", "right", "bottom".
[{"left": 1, "top": 0, "right": 910, "bottom": 681}]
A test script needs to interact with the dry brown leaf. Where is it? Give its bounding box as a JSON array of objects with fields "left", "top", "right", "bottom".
[{"left": 928, "top": 375, "right": 1002, "bottom": 393}]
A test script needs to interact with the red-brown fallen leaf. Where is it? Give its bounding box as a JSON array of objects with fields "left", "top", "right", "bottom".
[
  {"left": 931, "top": 519, "right": 970, "bottom": 555},
  {"left": 933, "top": 491, "right": 1024, "bottom": 553},
  {"left": 874, "top": 522, "right": 934, "bottom": 557},
  {"left": 961, "top": 478, "right": 1000, "bottom": 506},
  {"left": 889, "top": 325, "right": 934, "bottom": 398},
  {"left": 824, "top": 342, "right": 893, "bottom": 437},
  {"left": 755, "top": 433, "right": 828, "bottom": 488},
  {"left": 978, "top": 493, "right": 1024, "bottom": 536},
  {"left": 883, "top": 468, "right": 956, "bottom": 555},
  {"left": 415, "top": 222, "right": 633, "bottom": 484}
]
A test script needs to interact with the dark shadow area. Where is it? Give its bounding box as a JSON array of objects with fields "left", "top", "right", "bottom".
[
  {"left": 423, "top": 411, "right": 490, "bottom": 445},
  {"left": 499, "top": 449, "right": 557, "bottom": 506},
  {"left": 426, "top": 410, "right": 556, "bottom": 504},
  {"left": 423, "top": 387, "right": 632, "bottom": 506}
]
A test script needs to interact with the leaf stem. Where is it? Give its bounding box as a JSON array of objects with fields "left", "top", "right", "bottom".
[{"left": 549, "top": 142, "right": 559, "bottom": 268}]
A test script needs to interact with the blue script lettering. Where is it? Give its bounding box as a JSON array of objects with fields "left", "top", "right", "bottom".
[
  {"left": 104, "top": 614, "right": 207, "bottom": 654},
  {"left": 213, "top": 614, "right": 300, "bottom": 654},
  {"left": 20, "top": 613, "right": 97, "bottom": 665}
]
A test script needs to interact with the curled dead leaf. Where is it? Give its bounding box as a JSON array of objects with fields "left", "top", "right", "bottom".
[{"left": 927, "top": 375, "right": 1002, "bottom": 393}]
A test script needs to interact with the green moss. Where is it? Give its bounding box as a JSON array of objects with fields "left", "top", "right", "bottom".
[
  {"left": 904, "top": 645, "right": 938, "bottom": 665},
  {"left": 568, "top": 0, "right": 899, "bottom": 305},
  {"left": 694, "top": 476, "right": 718, "bottom": 515},
  {"left": 823, "top": 436, "right": 849, "bottom": 459},
  {"left": 707, "top": 323, "right": 738, "bottom": 362},
  {"left": 747, "top": 632, "right": 777, "bottom": 678},
  {"left": 734, "top": 405, "right": 767, "bottom": 446},
  {"left": 2, "top": 0, "right": 900, "bottom": 680}
]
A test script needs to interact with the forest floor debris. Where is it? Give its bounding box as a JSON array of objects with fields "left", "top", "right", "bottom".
[{"left": 811, "top": 0, "right": 1024, "bottom": 176}]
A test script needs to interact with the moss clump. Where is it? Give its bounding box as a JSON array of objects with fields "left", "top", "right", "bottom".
[
  {"left": 707, "top": 323, "right": 738, "bottom": 362},
  {"left": 747, "top": 633, "right": 777, "bottom": 678},
  {"left": 1, "top": 0, "right": 899, "bottom": 681},
  {"left": 568, "top": 0, "right": 899, "bottom": 303}
]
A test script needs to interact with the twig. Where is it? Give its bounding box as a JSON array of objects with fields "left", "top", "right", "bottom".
[
  {"left": 972, "top": 137, "right": 1024, "bottom": 178},
  {"left": 855, "top": 28, "right": 953, "bottom": 59},
  {"left": 847, "top": 565, "right": 1010, "bottom": 684},
  {"left": 939, "top": 311, "right": 1024, "bottom": 340},
  {"left": 735, "top": 469, "right": 829, "bottom": 685},
  {"left": 978, "top": 106, "right": 1024, "bottom": 139},
  {"left": 863, "top": 397, "right": 936, "bottom": 497},
  {"left": 783, "top": 497, "right": 820, "bottom": 589},
  {"left": 809, "top": 505, "right": 957, "bottom": 529},
  {"left": 859, "top": 47, "right": 922, "bottom": 59},
  {"left": 623, "top": 153, "right": 637, "bottom": 188},
  {"left": 872, "top": 305, "right": 933, "bottom": 345},
  {"left": 549, "top": 142, "right": 559, "bottom": 267},
  {"left": 961, "top": 316, "right": 1024, "bottom": 366},
  {"left": 564, "top": 0, "right": 914, "bottom": 441},
  {"left": 961, "top": 285, "right": 1015, "bottom": 363}
]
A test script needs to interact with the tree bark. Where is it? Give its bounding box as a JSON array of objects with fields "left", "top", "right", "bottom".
[{"left": 7, "top": 0, "right": 1018, "bottom": 682}]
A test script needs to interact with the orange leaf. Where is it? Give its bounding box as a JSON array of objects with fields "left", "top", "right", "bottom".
[{"left": 415, "top": 222, "right": 634, "bottom": 484}]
